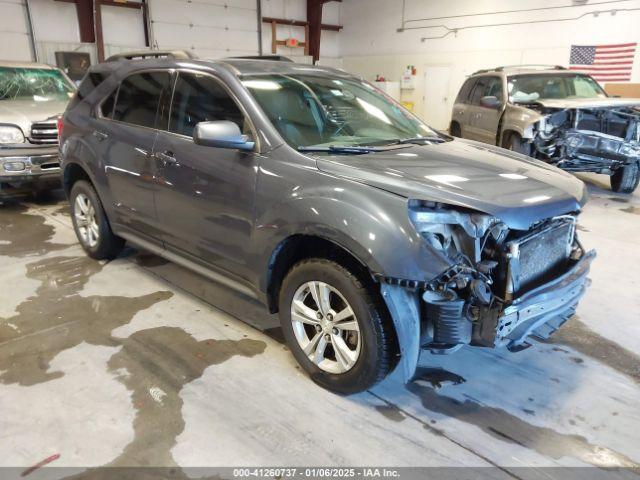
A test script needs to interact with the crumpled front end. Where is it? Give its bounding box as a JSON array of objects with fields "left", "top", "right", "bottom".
[
  {"left": 380, "top": 201, "right": 595, "bottom": 383},
  {"left": 530, "top": 105, "right": 640, "bottom": 174}
]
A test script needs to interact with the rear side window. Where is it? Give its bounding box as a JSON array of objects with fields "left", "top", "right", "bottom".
[
  {"left": 455, "top": 78, "right": 476, "bottom": 104},
  {"left": 114, "top": 71, "right": 170, "bottom": 128},
  {"left": 169, "top": 72, "right": 247, "bottom": 137}
]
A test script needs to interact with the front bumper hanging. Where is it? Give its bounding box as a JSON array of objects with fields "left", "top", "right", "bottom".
[{"left": 381, "top": 249, "right": 596, "bottom": 383}]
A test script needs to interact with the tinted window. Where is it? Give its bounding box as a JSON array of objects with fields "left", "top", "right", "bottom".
[
  {"left": 455, "top": 78, "right": 476, "bottom": 104},
  {"left": 113, "top": 71, "right": 170, "bottom": 128},
  {"left": 469, "top": 76, "right": 503, "bottom": 105},
  {"left": 100, "top": 89, "right": 117, "bottom": 118},
  {"left": 169, "top": 72, "right": 247, "bottom": 137},
  {"left": 485, "top": 77, "right": 503, "bottom": 102}
]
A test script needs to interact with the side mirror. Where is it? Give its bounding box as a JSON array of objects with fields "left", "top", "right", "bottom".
[
  {"left": 480, "top": 95, "right": 501, "bottom": 109},
  {"left": 193, "top": 120, "right": 255, "bottom": 151}
]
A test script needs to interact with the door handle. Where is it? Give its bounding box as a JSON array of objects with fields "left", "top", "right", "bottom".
[
  {"left": 92, "top": 130, "right": 108, "bottom": 142},
  {"left": 155, "top": 151, "right": 178, "bottom": 166}
]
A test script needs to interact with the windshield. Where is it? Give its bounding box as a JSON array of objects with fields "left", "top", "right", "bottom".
[
  {"left": 508, "top": 74, "right": 607, "bottom": 103},
  {"left": 242, "top": 74, "right": 439, "bottom": 148},
  {"left": 0, "top": 67, "right": 75, "bottom": 102}
]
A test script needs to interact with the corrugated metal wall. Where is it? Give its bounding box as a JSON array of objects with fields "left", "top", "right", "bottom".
[{"left": 0, "top": 0, "right": 32, "bottom": 61}]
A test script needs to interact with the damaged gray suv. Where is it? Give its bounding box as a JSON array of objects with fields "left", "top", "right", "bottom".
[
  {"left": 451, "top": 66, "right": 640, "bottom": 193},
  {"left": 59, "top": 52, "right": 595, "bottom": 394}
]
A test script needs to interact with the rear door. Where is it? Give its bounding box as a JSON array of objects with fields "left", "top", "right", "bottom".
[
  {"left": 100, "top": 70, "right": 171, "bottom": 240},
  {"left": 152, "top": 70, "right": 260, "bottom": 285},
  {"left": 451, "top": 77, "right": 476, "bottom": 136}
]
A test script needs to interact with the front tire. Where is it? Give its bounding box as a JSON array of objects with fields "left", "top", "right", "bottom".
[
  {"left": 503, "top": 132, "right": 530, "bottom": 156},
  {"left": 279, "top": 259, "right": 394, "bottom": 394},
  {"left": 70, "top": 180, "right": 124, "bottom": 259},
  {"left": 610, "top": 163, "right": 640, "bottom": 194}
]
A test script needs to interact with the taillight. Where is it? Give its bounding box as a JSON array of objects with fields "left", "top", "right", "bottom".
[{"left": 57, "top": 116, "right": 64, "bottom": 139}]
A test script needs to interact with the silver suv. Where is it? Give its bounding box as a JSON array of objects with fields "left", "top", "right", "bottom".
[
  {"left": 0, "top": 61, "right": 75, "bottom": 194},
  {"left": 451, "top": 65, "right": 640, "bottom": 193}
]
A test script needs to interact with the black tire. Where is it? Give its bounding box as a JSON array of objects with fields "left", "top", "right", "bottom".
[
  {"left": 279, "top": 258, "right": 394, "bottom": 394},
  {"left": 450, "top": 122, "right": 461, "bottom": 137},
  {"left": 70, "top": 180, "right": 125, "bottom": 259},
  {"left": 610, "top": 163, "right": 640, "bottom": 194},
  {"left": 503, "top": 132, "right": 530, "bottom": 156}
]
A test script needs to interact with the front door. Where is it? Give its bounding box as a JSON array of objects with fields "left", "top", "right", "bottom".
[
  {"left": 100, "top": 71, "right": 171, "bottom": 239},
  {"left": 467, "top": 75, "right": 504, "bottom": 145},
  {"left": 153, "top": 70, "right": 259, "bottom": 284}
]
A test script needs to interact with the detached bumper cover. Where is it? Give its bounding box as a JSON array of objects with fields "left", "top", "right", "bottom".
[{"left": 496, "top": 249, "right": 596, "bottom": 349}]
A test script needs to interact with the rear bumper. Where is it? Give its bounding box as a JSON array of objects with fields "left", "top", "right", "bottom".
[
  {"left": 0, "top": 149, "right": 60, "bottom": 186},
  {"left": 495, "top": 249, "right": 596, "bottom": 350}
]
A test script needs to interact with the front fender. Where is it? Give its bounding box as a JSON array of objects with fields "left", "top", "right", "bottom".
[{"left": 253, "top": 166, "right": 452, "bottom": 292}]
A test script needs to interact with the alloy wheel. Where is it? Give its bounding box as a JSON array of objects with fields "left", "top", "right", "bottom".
[
  {"left": 74, "top": 193, "right": 99, "bottom": 248},
  {"left": 290, "top": 281, "right": 361, "bottom": 374}
]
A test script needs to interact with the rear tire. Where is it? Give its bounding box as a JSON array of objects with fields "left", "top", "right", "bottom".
[
  {"left": 503, "top": 132, "right": 530, "bottom": 156},
  {"left": 610, "top": 163, "right": 640, "bottom": 194},
  {"left": 278, "top": 258, "right": 393, "bottom": 394},
  {"left": 450, "top": 122, "right": 461, "bottom": 137},
  {"left": 70, "top": 180, "right": 124, "bottom": 259}
]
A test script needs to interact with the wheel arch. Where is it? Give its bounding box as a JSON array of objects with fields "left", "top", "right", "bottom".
[
  {"left": 265, "top": 234, "right": 376, "bottom": 315},
  {"left": 62, "top": 161, "right": 94, "bottom": 197}
]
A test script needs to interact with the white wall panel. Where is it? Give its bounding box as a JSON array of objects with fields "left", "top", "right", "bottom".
[
  {"left": 341, "top": 0, "right": 640, "bottom": 122},
  {"left": 102, "top": 5, "right": 146, "bottom": 48},
  {"left": 0, "top": 0, "right": 31, "bottom": 61},
  {"left": 29, "top": 0, "right": 79, "bottom": 43},
  {"left": 149, "top": 0, "right": 259, "bottom": 58}
]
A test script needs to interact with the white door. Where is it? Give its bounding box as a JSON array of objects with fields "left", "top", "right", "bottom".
[{"left": 423, "top": 66, "right": 451, "bottom": 130}]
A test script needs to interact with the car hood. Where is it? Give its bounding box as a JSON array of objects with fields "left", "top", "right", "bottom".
[
  {"left": 533, "top": 97, "right": 640, "bottom": 110},
  {"left": 314, "top": 139, "right": 588, "bottom": 230},
  {"left": 0, "top": 98, "right": 69, "bottom": 135}
]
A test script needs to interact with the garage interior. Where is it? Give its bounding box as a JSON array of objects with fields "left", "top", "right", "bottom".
[{"left": 1, "top": 0, "right": 640, "bottom": 478}]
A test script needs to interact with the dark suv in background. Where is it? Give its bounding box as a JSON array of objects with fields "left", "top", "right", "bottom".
[{"left": 59, "top": 52, "right": 594, "bottom": 393}]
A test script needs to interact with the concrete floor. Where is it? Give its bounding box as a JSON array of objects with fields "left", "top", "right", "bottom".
[{"left": 1, "top": 173, "right": 639, "bottom": 479}]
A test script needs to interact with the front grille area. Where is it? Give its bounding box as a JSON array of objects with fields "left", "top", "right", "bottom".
[
  {"left": 513, "top": 221, "right": 573, "bottom": 293},
  {"left": 30, "top": 121, "right": 58, "bottom": 144}
]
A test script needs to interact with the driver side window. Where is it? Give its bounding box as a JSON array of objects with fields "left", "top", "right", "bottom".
[{"left": 169, "top": 72, "right": 250, "bottom": 137}]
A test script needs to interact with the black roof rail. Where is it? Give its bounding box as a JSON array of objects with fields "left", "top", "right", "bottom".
[
  {"left": 227, "top": 55, "right": 294, "bottom": 62},
  {"left": 104, "top": 50, "right": 197, "bottom": 62}
]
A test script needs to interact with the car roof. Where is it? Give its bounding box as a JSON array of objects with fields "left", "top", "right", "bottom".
[
  {"left": 99, "top": 54, "right": 355, "bottom": 80},
  {"left": 470, "top": 65, "right": 584, "bottom": 77},
  {"left": 0, "top": 60, "right": 58, "bottom": 69}
]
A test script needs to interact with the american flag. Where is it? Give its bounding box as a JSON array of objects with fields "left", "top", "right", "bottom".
[{"left": 569, "top": 43, "right": 637, "bottom": 82}]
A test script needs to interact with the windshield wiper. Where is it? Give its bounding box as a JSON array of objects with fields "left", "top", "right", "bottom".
[
  {"left": 387, "top": 136, "right": 446, "bottom": 145},
  {"left": 297, "top": 145, "right": 389, "bottom": 154}
]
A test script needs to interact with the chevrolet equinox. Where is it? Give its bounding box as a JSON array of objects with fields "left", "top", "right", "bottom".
[{"left": 59, "top": 52, "right": 595, "bottom": 394}]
